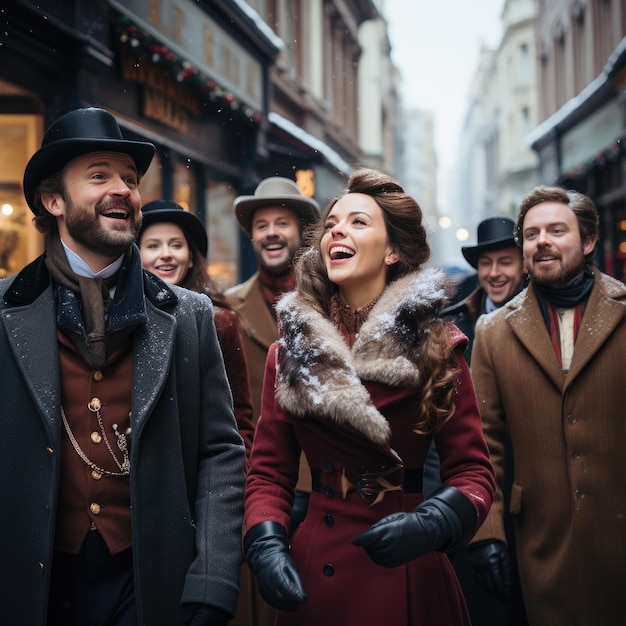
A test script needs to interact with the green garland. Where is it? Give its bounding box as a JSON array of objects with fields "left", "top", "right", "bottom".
[{"left": 115, "top": 15, "right": 263, "bottom": 125}]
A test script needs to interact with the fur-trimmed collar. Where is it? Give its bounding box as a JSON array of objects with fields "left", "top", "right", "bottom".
[{"left": 275, "top": 268, "right": 454, "bottom": 446}]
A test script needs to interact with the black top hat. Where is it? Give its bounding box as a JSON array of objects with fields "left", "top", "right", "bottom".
[
  {"left": 23, "top": 107, "right": 155, "bottom": 214},
  {"left": 234, "top": 177, "right": 320, "bottom": 235},
  {"left": 139, "top": 200, "right": 208, "bottom": 257},
  {"left": 461, "top": 217, "right": 517, "bottom": 269}
]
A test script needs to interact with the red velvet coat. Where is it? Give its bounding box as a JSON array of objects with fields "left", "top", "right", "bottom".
[{"left": 245, "top": 270, "right": 495, "bottom": 626}]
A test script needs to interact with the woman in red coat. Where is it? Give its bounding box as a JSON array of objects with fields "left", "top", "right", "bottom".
[
  {"left": 244, "top": 168, "right": 495, "bottom": 626},
  {"left": 138, "top": 199, "right": 255, "bottom": 458}
]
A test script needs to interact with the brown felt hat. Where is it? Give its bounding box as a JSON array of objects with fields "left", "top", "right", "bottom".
[{"left": 234, "top": 177, "right": 320, "bottom": 235}]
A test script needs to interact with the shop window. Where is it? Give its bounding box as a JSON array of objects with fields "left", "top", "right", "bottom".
[
  {"left": 205, "top": 180, "right": 238, "bottom": 290},
  {"left": 0, "top": 114, "right": 43, "bottom": 276},
  {"left": 138, "top": 151, "right": 164, "bottom": 206},
  {"left": 173, "top": 158, "right": 198, "bottom": 213}
]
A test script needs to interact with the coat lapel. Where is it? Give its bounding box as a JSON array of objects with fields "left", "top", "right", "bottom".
[
  {"left": 2, "top": 288, "right": 61, "bottom": 437},
  {"left": 230, "top": 275, "right": 278, "bottom": 350},
  {"left": 506, "top": 287, "right": 565, "bottom": 390},
  {"left": 566, "top": 274, "right": 626, "bottom": 384},
  {"left": 131, "top": 302, "right": 177, "bottom": 436}
]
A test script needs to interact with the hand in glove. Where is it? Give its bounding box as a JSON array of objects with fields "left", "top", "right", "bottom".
[
  {"left": 352, "top": 486, "right": 477, "bottom": 568},
  {"left": 243, "top": 521, "right": 306, "bottom": 611},
  {"left": 467, "top": 540, "right": 512, "bottom": 602}
]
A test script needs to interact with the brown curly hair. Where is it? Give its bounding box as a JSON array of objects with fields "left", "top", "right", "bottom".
[{"left": 294, "top": 168, "right": 459, "bottom": 433}]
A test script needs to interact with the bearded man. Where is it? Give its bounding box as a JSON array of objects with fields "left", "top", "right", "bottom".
[
  {"left": 0, "top": 107, "right": 245, "bottom": 626},
  {"left": 468, "top": 185, "right": 626, "bottom": 626}
]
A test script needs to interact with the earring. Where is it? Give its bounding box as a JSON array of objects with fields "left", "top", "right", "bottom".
[{"left": 386, "top": 259, "right": 391, "bottom": 265}]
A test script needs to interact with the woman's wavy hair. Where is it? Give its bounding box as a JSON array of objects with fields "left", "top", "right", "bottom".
[{"left": 294, "top": 168, "right": 460, "bottom": 433}]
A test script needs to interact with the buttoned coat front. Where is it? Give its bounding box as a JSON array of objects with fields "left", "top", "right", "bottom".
[
  {"left": 0, "top": 250, "right": 246, "bottom": 626},
  {"left": 471, "top": 267, "right": 626, "bottom": 626},
  {"left": 245, "top": 270, "right": 495, "bottom": 626}
]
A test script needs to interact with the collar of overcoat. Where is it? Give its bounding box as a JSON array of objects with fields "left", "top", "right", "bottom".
[
  {"left": 504, "top": 266, "right": 626, "bottom": 390},
  {"left": 274, "top": 268, "right": 461, "bottom": 446},
  {"left": 226, "top": 272, "right": 279, "bottom": 349},
  {"left": 1, "top": 245, "right": 179, "bottom": 441}
]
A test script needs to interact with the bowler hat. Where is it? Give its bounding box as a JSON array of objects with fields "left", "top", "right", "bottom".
[
  {"left": 234, "top": 177, "right": 320, "bottom": 235},
  {"left": 23, "top": 107, "right": 155, "bottom": 214},
  {"left": 461, "top": 217, "right": 517, "bottom": 268},
  {"left": 140, "top": 200, "right": 208, "bottom": 257}
]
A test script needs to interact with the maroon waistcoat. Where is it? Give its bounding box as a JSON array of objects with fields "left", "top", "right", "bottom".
[{"left": 55, "top": 331, "right": 133, "bottom": 555}]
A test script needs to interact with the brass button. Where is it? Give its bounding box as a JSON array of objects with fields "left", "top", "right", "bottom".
[
  {"left": 92, "top": 470, "right": 102, "bottom": 480},
  {"left": 90, "top": 502, "right": 101, "bottom": 515},
  {"left": 90, "top": 432, "right": 102, "bottom": 444},
  {"left": 88, "top": 398, "right": 102, "bottom": 412},
  {"left": 46, "top": 447, "right": 54, "bottom": 455},
  {"left": 93, "top": 370, "right": 103, "bottom": 382}
]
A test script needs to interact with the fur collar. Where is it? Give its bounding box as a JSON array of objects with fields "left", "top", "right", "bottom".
[{"left": 275, "top": 268, "right": 453, "bottom": 445}]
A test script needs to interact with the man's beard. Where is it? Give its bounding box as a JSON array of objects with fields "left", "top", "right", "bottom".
[
  {"left": 255, "top": 238, "right": 301, "bottom": 275},
  {"left": 530, "top": 247, "right": 586, "bottom": 287},
  {"left": 64, "top": 196, "right": 141, "bottom": 258}
]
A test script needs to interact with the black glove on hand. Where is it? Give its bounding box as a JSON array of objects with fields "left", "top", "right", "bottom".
[
  {"left": 352, "top": 486, "right": 477, "bottom": 568},
  {"left": 467, "top": 539, "right": 512, "bottom": 602},
  {"left": 243, "top": 521, "right": 307, "bottom": 611}
]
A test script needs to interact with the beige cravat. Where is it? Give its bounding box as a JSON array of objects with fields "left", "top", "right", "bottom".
[{"left": 558, "top": 308, "right": 575, "bottom": 372}]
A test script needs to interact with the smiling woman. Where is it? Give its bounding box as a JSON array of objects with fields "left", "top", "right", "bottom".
[
  {"left": 321, "top": 192, "right": 399, "bottom": 310},
  {"left": 137, "top": 199, "right": 255, "bottom": 459},
  {"left": 242, "top": 167, "right": 495, "bottom": 626}
]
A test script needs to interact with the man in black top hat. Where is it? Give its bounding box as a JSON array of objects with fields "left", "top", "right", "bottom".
[
  {"left": 443, "top": 217, "right": 526, "bottom": 362},
  {"left": 0, "top": 107, "right": 245, "bottom": 626}
]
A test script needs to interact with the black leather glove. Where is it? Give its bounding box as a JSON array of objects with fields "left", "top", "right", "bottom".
[
  {"left": 352, "top": 486, "right": 477, "bottom": 568},
  {"left": 243, "top": 521, "right": 307, "bottom": 611},
  {"left": 467, "top": 539, "right": 512, "bottom": 602},
  {"left": 181, "top": 603, "right": 230, "bottom": 626}
]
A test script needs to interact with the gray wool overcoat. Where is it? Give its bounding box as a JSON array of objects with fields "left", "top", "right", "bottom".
[
  {"left": 0, "top": 248, "right": 245, "bottom": 625},
  {"left": 470, "top": 267, "right": 626, "bottom": 626}
]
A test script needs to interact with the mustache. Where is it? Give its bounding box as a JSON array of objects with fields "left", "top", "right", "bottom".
[{"left": 97, "top": 198, "right": 135, "bottom": 212}]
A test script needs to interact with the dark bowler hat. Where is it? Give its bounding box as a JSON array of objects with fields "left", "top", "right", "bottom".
[
  {"left": 461, "top": 217, "right": 517, "bottom": 268},
  {"left": 23, "top": 107, "right": 155, "bottom": 214},
  {"left": 140, "top": 200, "right": 208, "bottom": 257},
  {"left": 234, "top": 177, "right": 320, "bottom": 235}
]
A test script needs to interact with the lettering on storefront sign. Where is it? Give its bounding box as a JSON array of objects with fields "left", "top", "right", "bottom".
[
  {"left": 143, "top": 88, "right": 189, "bottom": 132},
  {"left": 121, "top": 50, "right": 201, "bottom": 132},
  {"left": 114, "top": 0, "right": 263, "bottom": 111}
]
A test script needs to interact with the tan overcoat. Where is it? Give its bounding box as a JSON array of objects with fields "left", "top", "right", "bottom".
[
  {"left": 225, "top": 272, "right": 277, "bottom": 422},
  {"left": 471, "top": 267, "right": 626, "bottom": 626}
]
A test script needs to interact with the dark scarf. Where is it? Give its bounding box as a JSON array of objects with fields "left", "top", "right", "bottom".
[
  {"left": 534, "top": 266, "right": 595, "bottom": 309},
  {"left": 534, "top": 267, "right": 595, "bottom": 367},
  {"left": 258, "top": 265, "right": 295, "bottom": 311},
  {"left": 45, "top": 236, "right": 121, "bottom": 370}
]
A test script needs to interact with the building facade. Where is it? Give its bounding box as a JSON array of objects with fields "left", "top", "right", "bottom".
[
  {"left": 529, "top": 0, "right": 626, "bottom": 281},
  {"left": 0, "top": 0, "right": 392, "bottom": 286},
  {"left": 455, "top": 0, "right": 539, "bottom": 245}
]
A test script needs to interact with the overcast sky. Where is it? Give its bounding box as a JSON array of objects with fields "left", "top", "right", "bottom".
[{"left": 383, "top": 0, "right": 504, "bottom": 176}]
